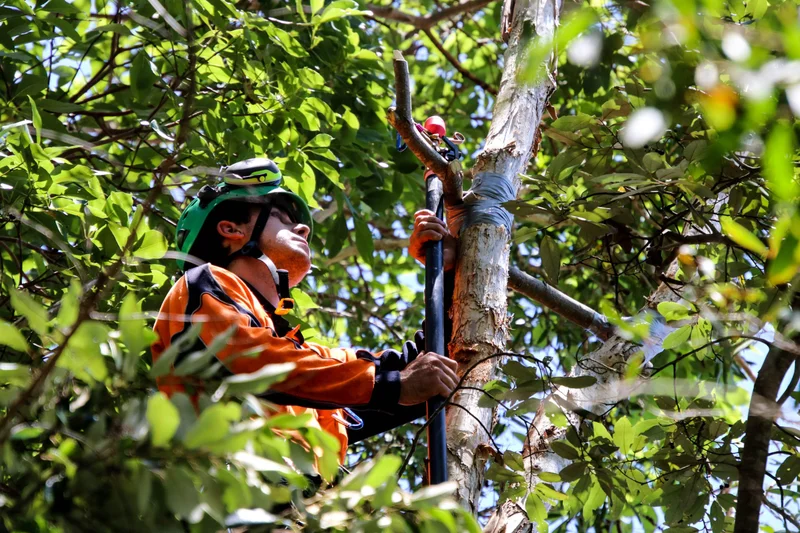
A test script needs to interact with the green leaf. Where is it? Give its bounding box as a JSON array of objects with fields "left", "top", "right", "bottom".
[
  {"left": 315, "top": 1, "right": 369, "bottom": 26},
  {"left": 642, "top": 152, "right": 663, "bottom": 172},
  {"left": 310, "top": 0, "right": 323, "bottom": 15},
  {"left": 134, "top": 230, "right": 168, "bottom": 259},
  {"left": 354, "top": 218, "right": 374, "bottom": 266},
  {"left": 592, "top": 421, "right": 613, "bottom": 441},
  {"left": 551, "top": 441, "right": 580, "bottom": 460},
  {"left": 305, "top": 133, "right": 333, "bottom": 149},
  {"left": 657, "top": 302, "right": 691, "bottom": 321},
  {"left": 264, "top": 412, "right": 313, "bottom": 429},
  {"left": 147, "top": 392, "right": 180, "bottom": 447},
  {"left": 662, "top": 325, "right": 691, "bottom": 351},
  {"left": 540, "top": 236, "right": 561, "bottom": 285},
  {"left": 10, "top": 289, "right": 49, "bottom": 336},
  {"left": 410, "top": 481, "right": 457, "bottom": 507},
  {"left": 150, "top": 322, "right": 204, "bottom": 378},
  {"left": 776, "top": 456, "right": 800, "bottom": 485},
  {"left": 269, "top": 27, "right": 307, "bottom": 58},
  {"left": 120, "top": 293, "right": 146, "bottom": 359},
  {"left": 55, "top": 280, "right": 81, "bottom": 330},
  {"left": 341, "top": 106, "right": 359, "bottom": 129},
  {"left": 613, "top": 416, "right": 634, "bottom": 454},
  {"left": 130, "top": 53, "right": 158, "bottom": 102},
  {"left": 768, "top": 231, "right": 799, "bottom": 285},
  {"left": 525, "top": 493, "right": 548, "bottom": 533},
  {"left": 164, "top": 466, "right": 201, "bottom": 519},
  {"left": 364, "top": 455, "right": 402, "bottom": 488},
  {"left": 684, "top": 140, "right": 708, "bottom": 162},
  {"left": 309, "top": 159, "right": 344, "bottom": 189},
  {"left": 11, "top": 426, "right": 45, "bottom": 440},
  {"left": 297, "top": 67, "right": 325, "bottom": 89},
  {"left": 503, "top": 450, "right": 525, "bottom": 471},
  {"left": 27, "top": 95, "right": 41, "bottom": 144},
  {"left": 290, "top": 288, "right": 320, "bottom": 311},
  {"left": 537, "top": 472, "right": 561, "bottom": 483},
  {"left": 0, "top": 319, "right": 29, "bottom": 352},
  {"left": 546, "top": 148, "right": 585, "bottom": 180},
  {"left": 551, "top": 376, "right": 597, "bottom": 389},
  {"left": 215, "top": 362, "right": 295, "bottom": 397},
  {"left": 174, "top": 324, "right": 237, "bottom": 376},
  {"left": 633, "top": 417, "right": 664, "bottom": 436},
  {"left": 550, "top": 113, "right": 597, "bottom": 131},
  {"left": 536, "top": 483, "right": 568, "bottom": 501},
  {"left": 183, "top": 402, "right": 241, "bottom": 449},
  {"left": 559, "top": 461, "right": 587, "bottom": 482},
  {"left": 0, "top": 363, "right": 31, "bottom": 386},
  {"left": 60, "top": 321, "right": 109, "bottom": 383},
  {"left": 502, "top": 360, "right": 539, "bottom": 381},
  {"left": 326, "top": 213, "right": 348, "bottom": 257},
  {"left": 764, "top": 121, "right": 798, "bottom": 202},
  {"left": 583, "top": 480, "right": 606, "bottom": 517},
  {"left": 720, "top": 217, "right": 768, "bottom": 258}
]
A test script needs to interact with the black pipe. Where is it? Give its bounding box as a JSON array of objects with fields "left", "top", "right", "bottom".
[{"left": 425, "top": 174, "right": 448, "bottom": 485}]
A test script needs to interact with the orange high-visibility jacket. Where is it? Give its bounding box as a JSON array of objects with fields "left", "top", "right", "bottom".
[{"left": 151, "top": 263, "right": 403, "bottom": 463}]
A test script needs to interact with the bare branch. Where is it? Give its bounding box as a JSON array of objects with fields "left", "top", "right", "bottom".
[
  {"left": 507, "top": 266, "right": 614, "bottom": 340},
  {"left": 323, "top": 238, "right": 409, "bottom": 266},
  {"left": 422, "top": 28, "right": 498, "bottom": 96},
  {"left": 386, "top": 50, "right": 463, "bottom": 208},
  {"left": 367, "top": 0, "right": 495, "bottom": 30}
]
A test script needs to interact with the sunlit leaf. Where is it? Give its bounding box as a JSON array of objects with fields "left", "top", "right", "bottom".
[
  {"left": 720, "top": 217, "right": 768, "bottom": 258},
  {"left": 147, "top": 392, "right": 180, "bottom": 447}
]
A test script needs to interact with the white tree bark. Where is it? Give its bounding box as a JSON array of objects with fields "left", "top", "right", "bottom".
[{"left": 447, "top": 0, "right": 562, "bottom": 512}]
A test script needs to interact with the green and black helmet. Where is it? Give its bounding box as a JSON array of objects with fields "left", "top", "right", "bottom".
[{"left": 175, "top": 158, "right": 313, "bottom": 271}]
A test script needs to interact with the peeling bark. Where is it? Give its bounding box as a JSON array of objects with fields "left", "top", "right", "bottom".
[
  {"left": 447, "top": 0, "right": 562, "bottom": 512},
  {"left": 449, "top": 225, "right": 513, "bottom": 510}
]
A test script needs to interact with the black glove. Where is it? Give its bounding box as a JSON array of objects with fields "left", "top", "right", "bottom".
[{"left": 354, "top": 330, "right": 425, "bottom": 372}]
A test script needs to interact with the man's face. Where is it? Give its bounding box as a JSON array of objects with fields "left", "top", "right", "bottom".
[{"left": 255, "top": 204, "right": 312, "bottom": 287}]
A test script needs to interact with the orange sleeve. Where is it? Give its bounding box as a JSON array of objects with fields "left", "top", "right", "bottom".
[{"left": 152, "top": 264, "right": 401, "bottom": 410}]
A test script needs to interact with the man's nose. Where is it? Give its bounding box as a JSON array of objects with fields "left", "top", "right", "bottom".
[{"left": 294, "top": 223, "right": 311, "bottom": 240}]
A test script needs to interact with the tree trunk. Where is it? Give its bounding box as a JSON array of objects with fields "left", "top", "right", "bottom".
[
  {"left": 447, "top": 0, "right": 562, "bottom": 512},
  {"left": 733, "top": 345, "right": 795, "bottom": 533}
]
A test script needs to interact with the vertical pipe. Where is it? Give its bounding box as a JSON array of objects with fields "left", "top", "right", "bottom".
[{"left": 425, "top": 174, "right": 448, "bottom": 484}]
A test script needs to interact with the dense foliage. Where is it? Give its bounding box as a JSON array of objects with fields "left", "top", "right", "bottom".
[{"left": 0, "top": 0, "right": 798, "bottom": 531}]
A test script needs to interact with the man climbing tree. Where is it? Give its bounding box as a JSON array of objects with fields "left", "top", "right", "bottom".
[{"left": 152, "top": 157, "right": 459, "bottom": 466}]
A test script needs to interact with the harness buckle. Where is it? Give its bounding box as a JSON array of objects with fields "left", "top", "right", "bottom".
[{"left": 274, "top": 298, "right": 295, "bottom": 315}]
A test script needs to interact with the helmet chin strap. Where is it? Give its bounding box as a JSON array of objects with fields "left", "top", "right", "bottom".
[{"left": 226, "top": 204, "right": 295, "bottom": 315}]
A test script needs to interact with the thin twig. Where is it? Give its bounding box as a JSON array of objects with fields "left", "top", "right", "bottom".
[
  {"left": 422, "top": 28, "right": 497, "bottom": 96},
  {"left": 367, "top": 0, "right": 495, "bottom": 30}
]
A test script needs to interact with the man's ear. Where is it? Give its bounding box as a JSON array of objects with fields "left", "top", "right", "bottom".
[{"left": 217, "top": 220, "right": 247, "bottom": 243}]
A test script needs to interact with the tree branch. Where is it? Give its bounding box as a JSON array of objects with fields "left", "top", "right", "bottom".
[
  {"left": 507, "top": 266, "right": 614, "bottom": 340},
  {"left": 386, "top": 50, "right": 464, "bottom": 208},
  {"left": 367, "top": 0, "right": 495, "bottom": 30},
  {"left": 323, "top": 238, "right": 409, "bottom": 266},
  {"left": 422, "top": 28, "right": 498, "bottom": 96},
  {"left": 659, "top": 230, "right": 736, "bottom": 250},
  {"left": 733, "top": 346, "right": 796, "bottom": 533}
]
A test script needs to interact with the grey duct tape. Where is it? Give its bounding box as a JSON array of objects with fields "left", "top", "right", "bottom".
[{"left": 446, "top": 172, "right": 515, "bottom": 235}]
